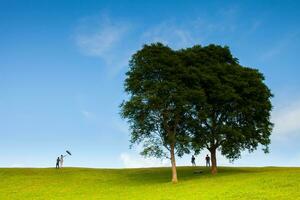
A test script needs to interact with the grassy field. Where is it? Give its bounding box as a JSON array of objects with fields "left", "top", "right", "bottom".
[{"left": 1, "top": 166, "right": 300, "bottom": 200}]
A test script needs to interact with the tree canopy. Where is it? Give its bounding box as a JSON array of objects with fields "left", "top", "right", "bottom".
[
  {"left": 179, "top": 45, "right": 273, "bottom": 174},
  {"left": 121, "top": 43, "right": 273, "bottom": 180},
  {"left": 121, "top": 43, "right": 203, "bottom": 183}
]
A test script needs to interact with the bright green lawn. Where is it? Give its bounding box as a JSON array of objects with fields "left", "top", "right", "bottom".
[{"left": 1, "top": 166, "right": 300, "bottom": 199}]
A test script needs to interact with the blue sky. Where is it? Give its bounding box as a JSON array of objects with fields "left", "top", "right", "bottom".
[{"left": 1, "top": 0, "right": 300, "bottom": 168}]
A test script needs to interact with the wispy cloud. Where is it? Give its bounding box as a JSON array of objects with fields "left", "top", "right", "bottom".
[
  {"left": 120, "top": 152, "right": 169, "bottom": 168},
  {"left": 75, "top": 14, "right": 129, "bottom": 57},
  {"left": 142, "top": 20, "right": 197, "bottom": 49},
  {"left": 141, "top": 6, "right": 245, "bottom": 49},
  {"left": 74, "top": 7, "right": 255, "bottom": 74},
  {"left": 74, "top": 13, "right": 132, "bottom": 75}
]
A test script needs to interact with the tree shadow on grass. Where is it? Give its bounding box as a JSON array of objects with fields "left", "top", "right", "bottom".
[
  {"left": 118, "top": 166, "right": 268, "bottom": 185},
  {"left": 118, "top": 167, "right": 212, "bottom": 185}
]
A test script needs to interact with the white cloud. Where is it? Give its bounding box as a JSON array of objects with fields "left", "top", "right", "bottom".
[
  {"left": 120, "top": 152, "right": 169, "bottom": 168},
  {"left": 75, "top": 14, "right": 129, "bottom": 58},
  {"left": 74, "top": 8, "right": 257, "bottom": 75},
  {"left": 272, "top": 101, "right": 300, "bottom": 138},
  {"left": 142, "top": 21, "right": 197, "bottom": 49},
  {"left": 141, "top": 9, "right": 243, "bottom": 50},
  {"left": 74, "top": 13, "right": 132, "bottom": 75}
]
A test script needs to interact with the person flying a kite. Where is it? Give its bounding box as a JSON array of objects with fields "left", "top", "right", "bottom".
[{"left": 59, "top": 150, "right": 72, "bottom": 168}]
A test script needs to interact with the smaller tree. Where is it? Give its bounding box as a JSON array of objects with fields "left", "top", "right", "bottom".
[
  {"left": 121, "top": 43, "right": 202, "bottom": 183},
  {"left": 180, "top": 45, "right": 273, "bottom": 174}
]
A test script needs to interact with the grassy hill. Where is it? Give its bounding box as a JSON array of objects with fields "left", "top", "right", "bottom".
[{"left": 1, "top": 166, "right": 300, "bottom": 199}]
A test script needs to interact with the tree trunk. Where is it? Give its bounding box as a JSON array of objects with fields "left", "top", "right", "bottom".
[
  {"left": 170, "top": 144, "right": 178, "bottom": 183},
  {"left": 210, "top": 148, "right": 217, "bottom": 174}
]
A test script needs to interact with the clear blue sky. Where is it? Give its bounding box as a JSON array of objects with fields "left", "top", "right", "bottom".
[{"left": 1, "top": 0, "right": 300, "bottom": 168}]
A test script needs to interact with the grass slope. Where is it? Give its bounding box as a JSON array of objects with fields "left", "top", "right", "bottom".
[{"left": 1, "top": 166, "right": 300, "bottom": 199}]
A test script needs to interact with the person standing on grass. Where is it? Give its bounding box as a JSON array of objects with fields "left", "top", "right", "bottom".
[
  {"left": 191, "top": 155, "right": 196, "bottom": 166},
  {"left": 56, "top": 157, "right": 60, "bottom": 169},
  {"left": 60, "top": 154, "right": 66, "bottom": 168},
  {"left": 205, "top": 154, "right": 210, "bottom": 167}
]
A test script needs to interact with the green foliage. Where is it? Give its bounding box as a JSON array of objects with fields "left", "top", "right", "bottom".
[
  {"left": 121, "top": 43, "right": 200, "bottom": 159},
  {"left": 121, "top": 42, "right": 273, "bottom": 175},
  {"left": 180, "top": 45, "right": 273, "bottom": 161}
]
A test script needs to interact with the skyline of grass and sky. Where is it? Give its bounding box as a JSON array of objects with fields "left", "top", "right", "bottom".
[{"left": 1, "top": 0, "right": 300, "bottom": 168}]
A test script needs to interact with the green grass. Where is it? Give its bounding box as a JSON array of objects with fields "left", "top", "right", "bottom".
[{"left": 1, "top": 166, "right": 300, "bottom": 199}]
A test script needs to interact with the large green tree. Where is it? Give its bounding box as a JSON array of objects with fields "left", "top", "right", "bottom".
[
  {"left": 179, "top": 45, "right": 273, "bottom": 174},
  {"left": 120, "top": 43, "right": 203, "bottom": 183}
]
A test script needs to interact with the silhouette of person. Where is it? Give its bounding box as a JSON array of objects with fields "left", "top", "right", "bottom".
[
  {"left": 60, "top": 154, "right": 66, "bottom": 168},
  {"left": 56, "top": 157, "right": 60, "bottom": 169},
  {"left": 205, "top": 154, "right": 210, "bottom": 167},
  {"left": 191, "top": 155, "right": 196, "bottom": 166}
]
